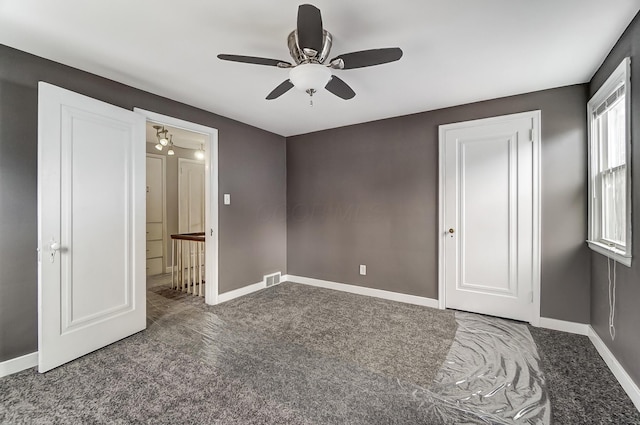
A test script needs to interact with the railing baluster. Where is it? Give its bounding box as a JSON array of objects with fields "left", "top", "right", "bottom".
[
  {"left": 198, "top": 242, "right": 203, "bottom": 297},
  {"left": 181, "top": 240, "right": 186, "bottom": 292},
  {"left": 171, "top": 239, "right": 176, "bottom": 289}
]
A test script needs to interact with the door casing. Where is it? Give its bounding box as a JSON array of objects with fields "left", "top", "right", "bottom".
[
  {"left": 134, "top": 108, "right": 219, "bottom": 305},
  {"left": 437, "top": 110, "right": 541, "bottom": 326}
]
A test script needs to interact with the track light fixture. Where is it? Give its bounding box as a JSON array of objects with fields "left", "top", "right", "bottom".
[
  {"left": 153, "top": 125, "right": 169, "bottom": 150},
  {"left": 167, "top": 135, "right": 175, "bottom": 156}
]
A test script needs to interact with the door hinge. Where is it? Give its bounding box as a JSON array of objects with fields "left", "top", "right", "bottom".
[
  {"left": 529, "top": 291, "right": 534, "bottom": 303},
  {"left": 529, "top": 128, "right": 534, "bottom": 142}
]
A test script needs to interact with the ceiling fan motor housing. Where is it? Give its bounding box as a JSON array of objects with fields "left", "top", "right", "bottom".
[{"left": 288, "top": 30, "right": 333, "bottom": 64}]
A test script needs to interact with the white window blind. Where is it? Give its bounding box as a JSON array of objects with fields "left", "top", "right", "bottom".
[{"left": 587, "top": 58, "right": 632, "bottom": 266}]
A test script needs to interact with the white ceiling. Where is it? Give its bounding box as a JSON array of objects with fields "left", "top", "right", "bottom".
[{"left": 1, "top": 1, "right": 638, "bottom": 137}]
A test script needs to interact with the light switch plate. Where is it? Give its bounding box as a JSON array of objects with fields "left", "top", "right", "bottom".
[
  {"left": 224, "top": 194, "right": 230, "bottom": 205},
  {"left": 359, "top": 265, "right": 366, "bottom": 275}
]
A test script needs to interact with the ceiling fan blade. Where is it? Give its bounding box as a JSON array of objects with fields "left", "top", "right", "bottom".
[
  {"left": 297, "top": 4, "right": 324, "bottom": 55},
  {"left": 266, "top": 80, "right": 294, "bottom": 100},
  {"left": 330, "top": 48, "right": 403, "bottom": 70},
  {"left": 325, "top": 76, "right": 355, "bottom": 100},
  {"left": 217, "top": 54, "right": 291, "bottom": 68}
]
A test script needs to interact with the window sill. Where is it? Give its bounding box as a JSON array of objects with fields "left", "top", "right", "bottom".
[{"left": 587, "top": 241, "right": 632, "bottom": 267}]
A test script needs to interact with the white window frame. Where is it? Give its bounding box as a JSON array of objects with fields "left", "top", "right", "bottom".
[{"left": 587, "top": 57, "right": 632, "bottom": 266}]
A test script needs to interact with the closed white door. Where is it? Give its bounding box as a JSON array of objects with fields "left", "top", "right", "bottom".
[
  {"left": 440, "top": 111, "right": 539, "bottom": 322},
  {"left": 178, "top": 159, "right": 205, "bottom": 233},
  {"left": 146, "top": 155, "right": 165, "bottom": 276},
  {"left": 38, "top": 83, "right": 146, "bottom": 372}
]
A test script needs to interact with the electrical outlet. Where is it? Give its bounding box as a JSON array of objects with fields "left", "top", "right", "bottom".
[{"left": 359, "top": 265, "right": 366, "bottom": 275}]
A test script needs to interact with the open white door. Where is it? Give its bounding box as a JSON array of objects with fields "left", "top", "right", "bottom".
[
  {"left": 38, "top": 82, "right": 146, "bottom": 372},
  {"left": 439, "top": 111, "right": 540, "bottom": 323}
]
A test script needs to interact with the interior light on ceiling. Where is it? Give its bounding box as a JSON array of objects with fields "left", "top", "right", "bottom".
[
  {"left": 289, "top": 63, "right": 332, "bottom": 105},
  {"left": 167, "top": 135, "right": 175, "bottom": 156},
  {"left": 194, "top": 144, "right": 205, "bottom": 160},
  {"left": 153, "top": 124, "right": 169, "bottom": 147},
  {"left": 154, "top": 142, "right": 163, "bottom": 151},
  {"left": 159, "top": 133, "right": 169, "bottom": 146}
]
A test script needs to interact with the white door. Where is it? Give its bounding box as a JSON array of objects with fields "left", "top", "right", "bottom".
[
  {"left": 440, "top": 111, "right": 539, "bottom": 322},
  {"left": 178, "top": 159, "right": 205, "bottom": 233},
  {"left": 146, "top": 155, "right": 165, "bottom": 276},
  {"left": 38, "top": 82, "right": 146, "bottom": 372}
]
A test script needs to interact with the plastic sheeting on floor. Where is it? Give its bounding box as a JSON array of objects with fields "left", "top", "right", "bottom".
[
  {"left": 149, "top": 286, "right": 551, "bottom": 424},
  {"left": 404, "top": 311, "right": 551, "bottom": 424}
]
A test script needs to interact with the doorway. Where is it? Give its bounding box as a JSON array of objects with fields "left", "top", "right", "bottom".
[
  {"left": 136, "top": 109, "right": 219, "bottom": 306},
  {"left": 438, "top": 111, "right": 541, "bottom": 324}
]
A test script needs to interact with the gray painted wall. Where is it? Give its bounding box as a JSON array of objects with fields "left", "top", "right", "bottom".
[
  {"left": 589, "top": 13, "right": 640, "bottom": 388},
  {"left": 0, "top": 44, "right": 287, "bottom": 362},
  {"left": 287, "top": 84, "right": 590, "bottom": 323}
]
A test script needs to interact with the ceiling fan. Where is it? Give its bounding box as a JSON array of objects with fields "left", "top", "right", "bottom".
[{"left": 217, "top": 4, "right": 403, "bottom": 102}]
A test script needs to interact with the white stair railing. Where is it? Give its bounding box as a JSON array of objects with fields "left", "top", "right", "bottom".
[{"left": 170, "top": 232, "right": 205, "bottom": 297}]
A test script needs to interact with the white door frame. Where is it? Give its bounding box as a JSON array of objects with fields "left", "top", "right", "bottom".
[
  {"left": 437, "top": 110, "right": 542, "bottom": 326},
  {"left": 134, "top": 108, "right": 219, "bottom": 306}
]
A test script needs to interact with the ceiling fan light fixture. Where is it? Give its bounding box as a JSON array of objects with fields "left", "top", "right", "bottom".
[{"left": 289, "top": 63, "right": 331, "bottom": 93}]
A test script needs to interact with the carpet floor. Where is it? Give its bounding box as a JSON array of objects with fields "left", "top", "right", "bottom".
[{"left": 1, "top": 280, "right": 639, "bottom": 424}]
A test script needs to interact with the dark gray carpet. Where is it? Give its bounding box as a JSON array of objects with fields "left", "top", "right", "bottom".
[
  {"left": 0, "top": 282, "right": 458, "bottom": 424},
  {"left": 529, "top": 326, "right": 640, "bottom": 424},
  {"left": 210, "top": 282, "right": 457, "bottom": 387},
  {"left": 1, "top": 281, "right": 639, "bottom": 424}
]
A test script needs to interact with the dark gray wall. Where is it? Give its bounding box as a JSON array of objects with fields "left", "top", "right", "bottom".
[
  {"left": 589, "top": 13, "right": 640, "bottom": 388},
  {"left": 0, "top": 44, "right": 287, "bottom": 362},
  {"left": 287, "top": 85, "right": 590, "bottom": 323}
]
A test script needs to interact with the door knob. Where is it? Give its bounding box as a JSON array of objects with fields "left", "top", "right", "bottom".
[
  {"left": 49, "top": 240, "right": 61, "bottom": 263},
  {"left": 448, "top": 228, "right": 455, "bottom": 234}
]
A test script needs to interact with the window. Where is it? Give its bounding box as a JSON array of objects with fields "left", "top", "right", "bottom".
[{"left": 587, "top": 57, "right": 632, "bottom": 266}]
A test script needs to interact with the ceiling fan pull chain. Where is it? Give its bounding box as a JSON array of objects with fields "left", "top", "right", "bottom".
[{"left": 307, "top": 88, "right": 316, "bottom": 106}]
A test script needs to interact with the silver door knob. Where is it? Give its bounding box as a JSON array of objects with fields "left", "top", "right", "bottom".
[{"left": 49, "top": 240, "right": 61, "bottom": 263}]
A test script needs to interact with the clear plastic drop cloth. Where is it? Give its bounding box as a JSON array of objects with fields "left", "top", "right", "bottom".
[
  {"left": 147, "top": 289, "right": 550, "bottom": 424},
  {"left": 402, "top": 311, "right": 551, "bottom": 424}
]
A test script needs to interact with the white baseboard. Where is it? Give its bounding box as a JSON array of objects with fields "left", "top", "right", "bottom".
[
  {"left": 589, "top": 326, "right": 640, "bottom": 412},
  {"left": 165, "top": 266, "right": 173, "bottom": 274},
  {"left": 217, "top": 280, "right": 265, "bottom": 304},
  {"left": 0, "top": 352, "right": 37, "bottom": 378},
  {"left": 538, "top": 317, "right": 590, "bottom": 335},
  {"left": 285, "top": 275, "right": 439, "bottom": 308}
]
